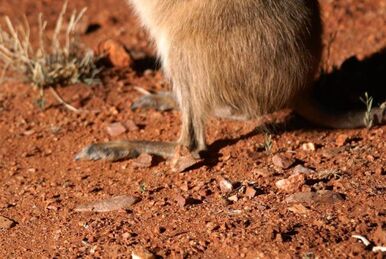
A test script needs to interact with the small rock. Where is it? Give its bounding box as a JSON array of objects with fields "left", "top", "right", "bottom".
[
  {"left": 272, "top": 154, "right": 295, "bottom": 169},
  {"left": 109, "top": 106, "right": 119, "bottom": 115},
  {"left": 285, "top": 190, "right": 345, "bottom": 204},
  {"left": 0, "top": 216, "right": 16, "bottom": 230},
  {"left": 122, "top": 232, "right": 131, "bottom": 239},
  {"left": 171, "top": 155, "right": 200, "bottom": 173},
  {"left": 171, "top": 146, "right": 201, "bottom": 173},
  {"left": 366, "top": 155, "right": 375, "bottom": 162},
  {"left": 316, "top": 169, "right": 342, "bottom": 180},
  {"left": 132, "top": 153, "right": 153, "bottom": 168},
  {"left": 245, "top": 186, "right": 257, "bottom": 198},
  {"left": 288, "top": 204, "right": 310, "bottom": 214},
  {"left": 106, "top": 122, "right": 127, "bottom": 137},
  {"left": 206, "top": 222, "right": 219, "bottom": 233},
  {"left": 301, "top": 142, "right": 316, "bottom": 151},
  {"left": 335, "top": 134, "right": 349, "bottom": 147},
  {"left": 293, "top": 165, "right": 315, "bottom": 175},
  {"left": 227, "top": 209, "right": 242, "bottom": 215},
  {"left": 174, "top": 194, "right": 200, "bottom": 207},
  {"left": 322, "top": 148, "right": 340, "bottom": 158},
  {"left": 373, "top": 225, "right": 386, "bottom": 245},
  {"left": 125, "top": 120, "right": 139, "bottom": 131},
  {"left": 198, "top": 188, "right": 211, "bottom": 198},
  {"left": 50, "top": 125, "right": 61, "bottom": 134},
  {"left": 275, "top": 173, "right": 305, "bottom": 193},
  {"left": 174, "top": 194, "right": 187, "bottom": 207},
  {"left": 131, "top": 247, "right": 156, "bottom": 259},
  {"left": 227, "top": 194, "right": 239, "bottom": 202},
  {"left": 218, "top": 176, "right": 234, "bottom": 193},
  {"left": 23, "top": 129, "right": 35, "bottom": 136},
  {"left": 180, "top": 181, "right": 189, "bottom": 192},
  {"left": 375, "top": 166, "right": 384, "bottom": 176},
  {"left": 97, "top": 39, "right": 132, "bottom": 68},
  {"left": 46, "top": 205, "right": 60, "bottom": 211},
  {"left": 253, "top": 168, "right": 273, "bottom": 178},
  {"left": 75, "top": 195, "right": 140, "bottom": 212}
]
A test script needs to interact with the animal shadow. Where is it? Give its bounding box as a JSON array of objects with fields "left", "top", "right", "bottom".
[{"left": 205, "top": 47, "right": 386, "bottom": 165}]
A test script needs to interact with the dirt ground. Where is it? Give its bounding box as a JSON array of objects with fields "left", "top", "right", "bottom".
[{"left": 0, "top": 0, "right": 385, "bottom": 258}]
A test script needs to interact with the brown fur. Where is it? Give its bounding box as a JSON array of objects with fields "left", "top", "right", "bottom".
[
  {"left": 128, "top": 0, "right": 322, "bottom": 153},
  {"left": 76, "top": 0, "right": 385, "bottom": 162}
]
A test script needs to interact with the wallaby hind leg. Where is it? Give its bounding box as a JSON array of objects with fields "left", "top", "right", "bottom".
[
  {"left": 177, "top": 101, "right": 206, "bottom": 158},
  {"left": 75, "top": 140, "right": 176, "bottom": 161},
  {"left": 76, "top": 91, "right": 206, "bottom": 161},
  {"left": 75, "top": 91, "right": 179, "bottom": 161}
]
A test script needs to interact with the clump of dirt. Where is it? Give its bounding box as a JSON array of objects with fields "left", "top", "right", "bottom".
[{"left": 0, "top": 0, "right": 385, "bottom": 258}]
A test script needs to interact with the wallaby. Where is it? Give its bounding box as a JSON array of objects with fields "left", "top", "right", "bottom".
[{"left": 76, "top": 0, "right": 385, "bottom": 163}]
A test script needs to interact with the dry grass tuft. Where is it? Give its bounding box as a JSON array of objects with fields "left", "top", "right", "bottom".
[
  {"left": 360, "top": 92, "right": 374, "bottom": 128},
  {"left": 0, "top": 1, "right": 101, "bottom": 111}
]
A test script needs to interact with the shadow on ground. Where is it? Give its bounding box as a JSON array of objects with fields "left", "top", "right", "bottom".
[
  {"left": 205, "top": 47, "right": 386, "bottom": 164},
  {"left": 314, "top": 47, "right": 386, "bottom": 111}
]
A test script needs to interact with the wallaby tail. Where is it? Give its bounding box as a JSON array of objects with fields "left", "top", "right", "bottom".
[{"left": 293, "top": 92, "right": 386, "bottom": 129}]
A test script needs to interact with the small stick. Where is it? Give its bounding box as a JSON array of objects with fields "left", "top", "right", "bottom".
[
  {"left": 372, "top": 246, "right": 386, "bottom": 253},
  {"left": 352, "top": 235, "right": 371, "bottom": 246},
  {"left": 49, "top": 86, "right": 81, "bottom": 113},
  {"left": 134, "top": 86, "right": 152, "bottom": 95},
  {"left": 352, "top": 235, "right": 386, "bottom": 253}
]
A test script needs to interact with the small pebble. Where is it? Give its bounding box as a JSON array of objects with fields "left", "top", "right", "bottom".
[
  {"left": 180, "top": 181, "right": 189, "bottom": 192},
  {"left": 171, "top": 146, "right": 201, "bottom": 173},
  {"left": 288, "top": 204, "right": 310, "bottom": 214},
  {"left": 245, "top": 186, "right": 257, "bottom": 198},
  {"left": 132, "top": 153, "right": 153, "bottom": 168},
  {"left": 106, "top": 122, "right": 127, "bottom": 137},
  {"left": 335, "top": 134, "right": 349, "bottom": 147},
  {"left": 285, "top": 190, "right": 345, "bottom": 204},
  {"left": 122, "top": 232, "right": 131, "bottom": 239},
  {"left": 175, "top": 194, "right": 187, "bottom": 207},
  {"left": 75, "top": 195, "right": 140, "bottom": 212},
  {"left": 0, "top": 216, "right": 16, "bottom": 230},
  {"left": 275, "top": 173, "right": 305, "bottom": 193},
  {"left": 131, "top": 247, "right": 156, "bottom": 259},
  {"left": 125, "top": 120, "right": 139, "bottom": 131},
  {"left": 253, "top": 168, "right": 272, "bottom": 178},
  {"left": 375, "top": 167, "right": 384, "bottom": 176},
  {"left": 293, "top": 165, "right": 315, "bottom": 175},
  {"left": 23, "top": 129, "right": 35, "bottom": 136},
  {"left": 218, "top": 176, "right": 233, "bottom": 193},
  {"left": 301, "top": 142, "right": 316, "bottom": 151},
  {"left": 272, "top": 154, "right": 295, "bottom": 169},
  {"left": 373, "top": 225, "right": 386, "bottom": 245},
  {"left": 97, "top": 39, "right": 132, "bottom": 68},
  {"left": 227, "top": 194, "right": 239, "bottom": 202}
]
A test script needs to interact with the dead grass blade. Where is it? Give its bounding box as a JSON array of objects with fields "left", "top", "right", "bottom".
[{"left": 0, "top": 0, "right": 102, "bottom": 112}]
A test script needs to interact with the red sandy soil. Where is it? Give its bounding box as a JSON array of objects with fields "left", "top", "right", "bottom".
[{"left": 0, "top": 0, "right": 385, "bottom": 258}]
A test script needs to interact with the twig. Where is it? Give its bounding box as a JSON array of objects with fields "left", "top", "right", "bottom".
[
  {"left": 352, "top": 235, "right": 386, "bottom": 253},
  {"left": 372, "top": 246, "right": 386, "bottom": 252},
  {"left": 352, "top": 235, "right": 371, "bottom": 246},
  {"left": 49, "top": 86, "right": 80, "bottom": 113},
  {"left": 134, "top": 86, "right": 152, "bottom": 95}
]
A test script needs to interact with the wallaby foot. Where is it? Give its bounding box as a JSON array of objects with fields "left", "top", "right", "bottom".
[
  {"left": 75, "top": 140, "right": 177, "bottom": 161},
  {"left": 131, "top": 91, "right": 177, "bottom": 111}
]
